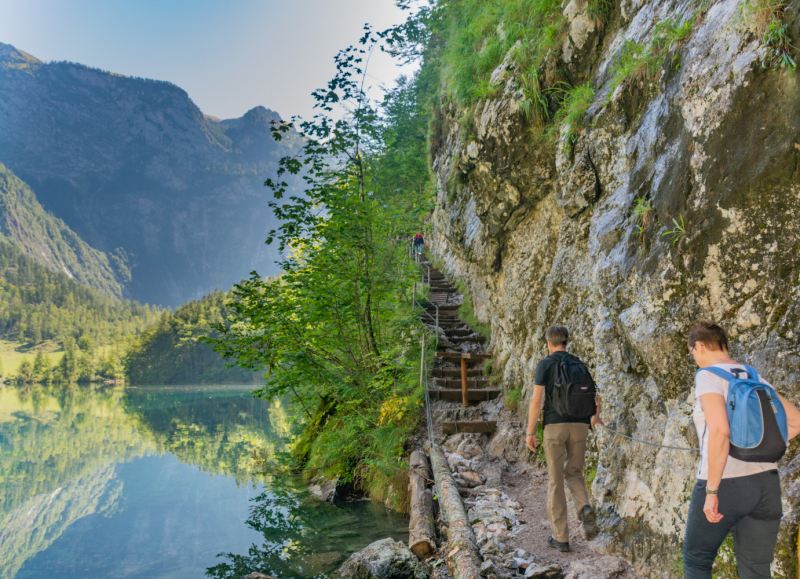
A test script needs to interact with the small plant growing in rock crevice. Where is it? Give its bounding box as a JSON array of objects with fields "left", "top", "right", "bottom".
[
  {"left": 630, "top": 195, "right": 654, "bottom": 242},
  {"left": 454, "top": 280, "right": 492, "bottom": 339},
  {"left": 519, "top": 67, "right": 549, "bottom": 135},
  {"left": 505, "top": 386, "right": 523, "bottom": 410},
  {"left": 586, "top": 0, "right": 615, "bottom": 29},
  {"left": 762, "top": 18, "right": 796, "bottom": 71},
  {"left": 742, "top": 0, "right": 797, "bottom": 71},
  {"left": 662, "top": 214, "right": 686, "bottom": 246},
  {"left": 546, "top": 82, "right": 596, "bottom": 153},
  {"left": 607, "top": 15, "right": 696, "bottom": 97}
]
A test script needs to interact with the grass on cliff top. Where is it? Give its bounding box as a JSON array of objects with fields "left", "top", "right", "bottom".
[{"left": 441, "top": 0, "right": 566, "bottom": 107}]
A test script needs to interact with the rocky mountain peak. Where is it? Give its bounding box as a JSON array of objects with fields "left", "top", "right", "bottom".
[
  {"left": 0, "top": 45, "right": 301, "bottom": 306},
  {"left": 0, "top": 42, "right": 43, "bottom": 69}
]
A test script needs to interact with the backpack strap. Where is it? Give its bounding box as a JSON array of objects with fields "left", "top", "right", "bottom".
[
  {"left": 695, "top": 367, "right": 737, "bottom": 382},
  {"left": 743, "top": 365, "right": 760, "bottom": 381}
]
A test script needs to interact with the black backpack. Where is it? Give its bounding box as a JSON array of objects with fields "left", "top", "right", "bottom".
[{"left": 549, "top": 353, "right": 598, "bottom": 420}]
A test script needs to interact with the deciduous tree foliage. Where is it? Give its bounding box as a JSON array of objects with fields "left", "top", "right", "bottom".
[
  {"left": 125, "top": 290, "right": 256, "bottom": 385},
  {"left": 206, "top": 29, "right": 432, "bottom": 499}
]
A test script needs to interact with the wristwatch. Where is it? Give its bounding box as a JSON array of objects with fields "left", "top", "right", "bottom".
[{"left": 706, "top": 488, "right": 718, "bottom": 495}]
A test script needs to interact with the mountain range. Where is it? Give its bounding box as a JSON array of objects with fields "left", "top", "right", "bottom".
[{"left": 0, "top": 42, "right": 301, "bottom": 306}]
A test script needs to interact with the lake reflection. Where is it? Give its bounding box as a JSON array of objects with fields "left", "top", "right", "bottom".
[{"left": 0, "top": 384, "right": 408, "bottom": 579}]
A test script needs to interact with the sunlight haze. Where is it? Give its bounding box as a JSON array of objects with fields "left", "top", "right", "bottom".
[{"left": 0, "top": 0, "right": 416, "bottom": 120}]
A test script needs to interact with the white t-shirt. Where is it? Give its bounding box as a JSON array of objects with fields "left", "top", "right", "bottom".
[{"left": 692, "top": 363, "right": 778, "bottom": 480}]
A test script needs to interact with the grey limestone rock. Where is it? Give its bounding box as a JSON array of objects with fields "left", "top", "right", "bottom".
[
  {"left": 427, "top": 0, "right": 800, "bottom": 576},
  {"left": 308, "top": 476, "right": 339, "bottom": 503},
  {"left": 336, "top": 538, "right": 430, "bottom": 579}
]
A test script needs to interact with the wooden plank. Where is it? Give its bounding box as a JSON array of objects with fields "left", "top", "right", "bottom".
[
  {"left": 432, "top": 368, "right": 484, "bottom": 378},
  {"left": 441, "top": 421, "right": 497, "bottom": 435},
  {"left": 434, "top": 378, "right": 491, "bottom": 389},
  {"left": 435, "top": 352, "right": 492, "bottom": 360},
  {"left": 429, "top": 389, "right": 501, "bottom": 402}
]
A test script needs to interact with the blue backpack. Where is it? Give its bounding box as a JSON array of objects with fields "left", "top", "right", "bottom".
[{"left": 697, "top": 365, "right": 788, "bottom": 463}]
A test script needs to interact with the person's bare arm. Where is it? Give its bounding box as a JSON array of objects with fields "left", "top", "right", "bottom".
[
  {"left": 526, "top": 385, "right": 545, "bottom": 452},
  {"left": 699, "top": 392, "right": 729, "bottom": 523},
  {"left": 777, "top": 393, "right": 800, "bottom": 440},
  {"left": 591, "top": 396, "right": 604, "bottom": 429}
]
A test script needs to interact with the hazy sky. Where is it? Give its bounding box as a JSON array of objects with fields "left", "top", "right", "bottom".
[{"left": 0, "top": 0, "right": 417, "bottom": 120}]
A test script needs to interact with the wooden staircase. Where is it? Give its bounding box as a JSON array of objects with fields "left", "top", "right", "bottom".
[{"left": 418, "top": 256, "right": 498, "bottom": 435}]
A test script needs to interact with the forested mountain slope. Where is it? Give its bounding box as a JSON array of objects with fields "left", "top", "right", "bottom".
[
  {"left": 0, "top": 241, "right": 159, "bottom": 346},
  {"left": 0, "top": 42, "right": 303, "bottom": 306},
  {"left": 0, "top": 162, "right": 124, "bottom": 299},
  {"left": 125, "top": 290, "right": 255, "bottom": 384}
]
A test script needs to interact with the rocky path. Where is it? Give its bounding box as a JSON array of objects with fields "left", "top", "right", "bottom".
[{"left": 419, "top": 256, "right": 640, "bottom": 579}]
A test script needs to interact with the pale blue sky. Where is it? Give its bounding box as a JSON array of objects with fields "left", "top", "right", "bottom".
[{"left": 0, "top": 0, "right": 417, "bottom": 120}]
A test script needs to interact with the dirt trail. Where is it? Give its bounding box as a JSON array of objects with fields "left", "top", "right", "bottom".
[{"left": 418, "top": 255, "right": 640, "bottom": 579}]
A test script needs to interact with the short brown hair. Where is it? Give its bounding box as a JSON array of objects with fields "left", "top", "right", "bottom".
[
  {"left": 545, "top": 325, "right": 569, "bottom": 347},
  {"left": 688, "top": 320, "right": 728, "bottom": 351}
]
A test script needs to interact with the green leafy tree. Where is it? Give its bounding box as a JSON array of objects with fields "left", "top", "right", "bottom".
[
  {"left": 57, "top": 337, "right": 78, "bottom": 383},
  {"left": 206, "top": 29, "right": 431, "bottom": 497},
  {"left": 32, "top": 351, "right": 50, "bottom": 382},
  {"left": 125, "top": 291, "right": 255, "bottom": 384},
  {"left": 15, "top": 360, "right": 33, "bottom": 383}
]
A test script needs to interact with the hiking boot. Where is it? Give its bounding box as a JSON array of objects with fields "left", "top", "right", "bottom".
[
  {"left": 547, "top": 535, "right": 570, "bottom": 552},
  {"left": 579, "top": 505, "right": 599, "bottom": 540}
]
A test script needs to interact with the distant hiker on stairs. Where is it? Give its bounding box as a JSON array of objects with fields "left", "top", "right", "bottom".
[
  {"left": 414, "top": 232, "right": 424, "bottom": 255},
  {"left": 525, "top": 325, "right": 603, "bottom": 553}
]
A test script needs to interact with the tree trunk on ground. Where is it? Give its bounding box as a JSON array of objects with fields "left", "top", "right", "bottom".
[
  {"left": 409, "top": 450, "right": 436, "bottom": 559},
  {"left": 431, "top": 444, "right": 482, "bottom": 579}
]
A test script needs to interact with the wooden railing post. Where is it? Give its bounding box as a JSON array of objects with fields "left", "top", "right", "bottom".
[{"left": 460, "top": 357, "right": 468, "bottom": 407}]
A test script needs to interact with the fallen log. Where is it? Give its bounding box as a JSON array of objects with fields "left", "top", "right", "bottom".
[
  {"left": 431, "top": 444, "right": 482, "bottom": 579},
  {"left": 408, "top": 450, "right": 436, "bottom": 559}
]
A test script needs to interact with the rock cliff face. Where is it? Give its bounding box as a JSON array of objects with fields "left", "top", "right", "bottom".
[
  {"left": 427, "top": 1, "right": 800, "bottom": 576},
  {"left": 0, "top": 43, "right": 301, "bottom": 306}
]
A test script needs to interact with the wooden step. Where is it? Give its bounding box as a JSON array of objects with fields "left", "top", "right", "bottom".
[
  {"left": 449, "top": 335, "right": 487, "bottom": 344},
  {"left": 434, "top": 377, "right": 491, "bottom": 388},
  {"left": 435, "top": 352, "right": 492, "bottom": 360},
  {"left": 445, "top": 328, "right": 476, "bottom": 337},
  {"left": 429, "top": 389, "right": 501, "bottom": 402},
  {"left": 441, "top": 421, "right": 497, "bottom": 435},
  {"left": 426, "top": 304, "right": 460, "bottom": 312},
  {"left": 432, "top": 368, "right": 484, "bottom": 378}
]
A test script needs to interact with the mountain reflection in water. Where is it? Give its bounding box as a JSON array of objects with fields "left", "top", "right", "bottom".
[{"left": 0, "top": 384, "right": 408, "bottom": 579}]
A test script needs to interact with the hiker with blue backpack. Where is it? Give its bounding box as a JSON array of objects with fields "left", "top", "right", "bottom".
[
  {"left": 526, "top": 325, "right": 603, "bottom": 553},
  {"left": 683, "top": 320, "right": 800, "bottom": 579}
]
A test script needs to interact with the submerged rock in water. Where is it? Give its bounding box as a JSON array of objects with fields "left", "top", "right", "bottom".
[
  {"left": 335, "top": 538, "right": 430, "bottom": 579},
  {"left": 309, "top": 476, "right": 339, "bottom": 502}
]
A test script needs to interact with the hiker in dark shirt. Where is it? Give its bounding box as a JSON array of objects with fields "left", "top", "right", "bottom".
[
  {"left": 413, "top": 233, "right": 424, "bottom": 255},
  {"left": 525, "top": 325, "right": 603, "bottom": 552}
]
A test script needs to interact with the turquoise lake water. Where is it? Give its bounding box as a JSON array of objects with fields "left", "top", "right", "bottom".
[{"left": 0, "top": 384, "right": 408, "bottom": 578}]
